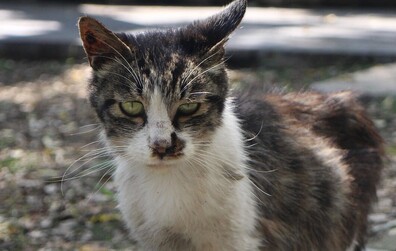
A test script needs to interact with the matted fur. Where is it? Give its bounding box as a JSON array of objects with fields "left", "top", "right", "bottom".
[{"left": 78, "top": 0, "right": 384, "bottom": 250}]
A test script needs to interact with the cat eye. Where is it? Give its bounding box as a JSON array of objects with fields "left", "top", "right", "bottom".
[
  {"left": 177, "top": 103, "right": 200, "bottom": 116},
  {"left": 119, "top": 101, "right": 144, "bottom": 117}
]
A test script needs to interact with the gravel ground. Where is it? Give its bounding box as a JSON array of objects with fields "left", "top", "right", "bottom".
[{"left": 0, "top": 58, "right": 395, "bottom": 250}]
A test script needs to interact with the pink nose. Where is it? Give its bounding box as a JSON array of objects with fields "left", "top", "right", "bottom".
[{"left": 149, "top": 133, "right": 185, "bottom": 159}]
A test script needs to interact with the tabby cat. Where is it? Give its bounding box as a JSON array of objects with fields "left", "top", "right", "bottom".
[{"left": 78, "top": 0, "right": 384, "bottom": 250}]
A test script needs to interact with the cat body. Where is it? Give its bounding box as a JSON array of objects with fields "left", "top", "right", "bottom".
[{"left": 78, "top": 0, "right": 384, "bottom": 250}]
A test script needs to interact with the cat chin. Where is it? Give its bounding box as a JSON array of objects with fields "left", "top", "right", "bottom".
[{"left": 146, "top": 157, "right": 185, "bottom": 169}]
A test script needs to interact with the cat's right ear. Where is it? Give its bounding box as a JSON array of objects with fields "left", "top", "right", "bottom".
[
  {"left": 78, "top": 17, "right": 132, "bottom": 70},
  {"left": 180, "top": 0, "right": 247, "bottom": 57}
]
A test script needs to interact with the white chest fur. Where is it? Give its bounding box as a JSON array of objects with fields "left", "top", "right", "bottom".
[{"left": 113, "top": 101, "right": 259, "bottom": 251}]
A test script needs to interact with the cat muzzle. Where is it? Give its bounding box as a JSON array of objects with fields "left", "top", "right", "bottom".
[{"left": 149, "top": 132, "right": 185, "bottom": 160}]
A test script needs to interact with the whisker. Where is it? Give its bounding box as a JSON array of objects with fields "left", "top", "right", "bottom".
[
  {"left": 92, "top": 55, "right": 140, "bottom": 91},
  {"left": 181, "top": 60, "right": 226, "bottom": 94},
  {"left": 180, "top": 54, "right": 223, "bottom": 94},
  {"left": 79, "top": 140, "right": 103, "bottom": 150},
  {"left": 181, "top": 51, "right": 220, "bottom": 88},
  {"left": 98, "top": 69, "right": 138, "bottom": 89},
  {"left": 245, "top": 121, "right": 264, "bottom": 142},
  {"left": 59, "top": 161, "right": 114, "bottom": 182},
  {"left": 95, "top": 38, "right": 141, "bottom": 87},
  {"left": 88, "top": 166, "right": 116, "bottom": 203},
  {"left": 69, "top": 124, "right": 101, "bottom": 136},
  {"left": 60, "top": 147, "right": 123, "bottom": 194}
]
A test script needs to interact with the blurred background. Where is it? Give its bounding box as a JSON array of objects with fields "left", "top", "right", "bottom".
[
  {"left": 2, "top": 0, "right": 396, "bottom": 7},
  {"left": 0, "top": 0, "right": 396, "bottom": 250}
]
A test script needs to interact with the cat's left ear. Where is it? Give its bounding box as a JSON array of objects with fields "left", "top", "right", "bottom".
[
  {"left": 181, "top": 0, "right": 247, "bottom": 56},
  {"left": 78, "top": 16, "right": 132, "bottom": 70}
]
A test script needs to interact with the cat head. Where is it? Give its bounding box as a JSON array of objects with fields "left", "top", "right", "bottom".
[{"left": 78, "top": 0, "right": 246, "bottom": 168}]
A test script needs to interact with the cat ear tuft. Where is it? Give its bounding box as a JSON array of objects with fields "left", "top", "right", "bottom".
[
  {"left": 181, "top": 0, "right": 247, "bottom": 55},
  {"left": 78, "top": 17, "right": 132, "bottom": 70}
]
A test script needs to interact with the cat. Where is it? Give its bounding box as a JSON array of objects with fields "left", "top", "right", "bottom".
[{"left": 78, "top": 0, "right": 384, "bottom": 250}]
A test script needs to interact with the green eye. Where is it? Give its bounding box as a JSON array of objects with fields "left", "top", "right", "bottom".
[
  {"left": 177, "top": 103, "right": 200, "bottom": 116},
  {"left": 119, "top": 101, "right": 144, "bottom": 117}
]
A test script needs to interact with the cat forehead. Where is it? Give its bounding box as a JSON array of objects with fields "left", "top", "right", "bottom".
[
  {"left": 108, "top": 34, "right": 209, "bottom": 94},
  {"left": 96, "top": 51, "right": 207, "bottom": 100},
  {"left": 127, "top": 31, "right": 199, "bottom": 65}
]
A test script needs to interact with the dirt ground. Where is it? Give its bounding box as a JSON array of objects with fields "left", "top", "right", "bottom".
[{"left": 0, "top": 59, "right": 395, "bottom": 250}]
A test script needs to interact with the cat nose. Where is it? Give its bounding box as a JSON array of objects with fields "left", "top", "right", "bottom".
[
  {"left": 149, "top": 132, "right": 185, "bottom": 159},
  {"left": 150, "top": 139, "right": 171, "bottom": 156}
]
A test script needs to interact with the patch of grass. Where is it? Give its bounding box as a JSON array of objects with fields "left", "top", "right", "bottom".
[
  {"left": 98, "top": 186, "right": 116, "bottom": 199},
  {"left": 90, "top": 213, "right": 120, "bottom": 224},
  {"left": 0, "top": 129, "right": 16, "bottom": 148},
  {"left": 386, "top": 145, "right": 396, "bottom": 156},
  {"left": 90, "top": 221, "right": 123, "bottom": 241},
  {"left": 0, "top": 157, "right": 19, "bottom": 173}
]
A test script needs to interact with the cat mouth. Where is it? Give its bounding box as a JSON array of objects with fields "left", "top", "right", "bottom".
[
  {"left": 147, "top": 154, "right": 184, "bottom": 168},
  {"left": 151, "top": 150, "right": 184, "bottom": 160}
]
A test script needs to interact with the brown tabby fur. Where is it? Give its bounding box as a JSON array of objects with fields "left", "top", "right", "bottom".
[{"left": 238, "top": 91, "right": 384, "bottom": 250}]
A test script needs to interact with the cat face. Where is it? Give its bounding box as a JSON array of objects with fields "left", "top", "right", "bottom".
[
  {"left": 90, "top": 50, "right": 228, "bottom": 167},
  {"left": 79, "top": 0, "right": 246, "bottom": 167}
]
